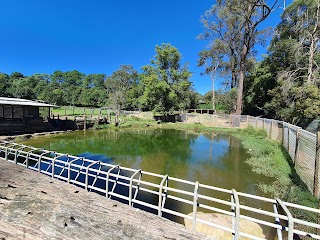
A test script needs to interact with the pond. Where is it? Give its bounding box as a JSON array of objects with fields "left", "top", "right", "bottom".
[{"left": 21, "top": 128, "right": 275, "bottom": 229}]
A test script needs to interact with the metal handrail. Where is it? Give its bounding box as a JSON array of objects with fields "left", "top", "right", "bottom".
[{"left": 0, "top": 140, "right": 320, "bottom": 240}]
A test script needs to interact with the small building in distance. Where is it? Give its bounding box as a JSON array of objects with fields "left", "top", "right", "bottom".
[{"left": 0, "top": 97, "right": 55, "bottom": 134}]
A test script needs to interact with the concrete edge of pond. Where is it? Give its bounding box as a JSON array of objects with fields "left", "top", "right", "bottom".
[{"left": 0, "top": 160, "right": 211, "bottom": 240}]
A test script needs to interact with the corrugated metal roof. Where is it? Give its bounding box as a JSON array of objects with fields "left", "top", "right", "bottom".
[{"left": 0, "top": 97, "right": 55, "bottom": 107}]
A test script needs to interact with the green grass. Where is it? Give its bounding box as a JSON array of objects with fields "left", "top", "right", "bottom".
[
  {"left": 231, "top": 127, "right": 318, "bottom": 206},
  {"left": 52, "top": 106, "right": 109, "bottom": 117},
  {"left": 91, "top": 115, "right": 156, "bottom": 130}
]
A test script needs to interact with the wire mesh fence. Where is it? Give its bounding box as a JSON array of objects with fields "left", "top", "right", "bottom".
[
  {"left": 182, "top": 113, "right": 320, "bottom": 198},
  {"left": 248, "top": 117, "right": 319, "bottom": 197},
  {"left": 1, "top": 140, "right": 320, "bottom": 240}
]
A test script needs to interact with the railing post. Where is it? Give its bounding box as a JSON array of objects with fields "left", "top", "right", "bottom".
[
  {"left": 5, "top": 147, "right": 9, "bottom": 160},
  {"left": 52, "top": 156, "right": 57, "bottom": 178},
  {"left": 158, "top": 175, "right": 168, "bottom": 217},
  {"left": 276, "top": 199, "right": 294, "bottom": 240},
  {"left": 314, "top": 131, "right": 320, "bottom": 197},
  {"left": 38, "top": 152, "right": 48, "bottom": 173},
  {"left": 231, "top": 189, "right": 240, "bottom": 240},
  {"left": 106, "top": 165, "right": 119, "bottom": 197},
  {"left": 68, "top": 158, "right": 81, "bottom": 183},
  {"left": 90, "top": 163, "right": 102, "bottom": 191},
  {"left": 85, "top": 161, "right": 100, "bottom": 191},
  {"left": 26, "top": 150, "right": 34, "bottom": 168},
  {"left": 129, "top": 169, "right": 141, "bottom": 206},
  {"left": 273, "top": 202, "right": 283, "bottom": 240},
  {"left": 192, "top": 181, "right": 199, "bottom": 231},
  {"left": 14, "top": 146, "right": 25, "bottom": 164}
]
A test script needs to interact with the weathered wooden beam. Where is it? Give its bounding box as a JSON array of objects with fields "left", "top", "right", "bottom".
[{"left": 0, "top": 160, "right": 209, "bottom": 240}]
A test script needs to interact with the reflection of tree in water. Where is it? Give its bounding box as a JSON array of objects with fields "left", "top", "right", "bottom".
[{"left": 22, "top": 128, "right": 274, "bottom": 198}]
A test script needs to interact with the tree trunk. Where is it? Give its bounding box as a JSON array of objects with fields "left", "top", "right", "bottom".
[
  {"left": 236, "top": 44, "right": 247, "bottom": 115},
  {"left": 307, "top": 0, "right": 319, "bottom": 85},
  {"left": 231, "top": 71, "right": 237, "bottom": 89},
  {"left": 307, "top": 37, "right": 315, "bottom": 85},
  {"left": 212, "top": 78, "right": 215, "bottom": 111},
  {"left": 236, "top": 68, "right": 244, "bottom": 115}
]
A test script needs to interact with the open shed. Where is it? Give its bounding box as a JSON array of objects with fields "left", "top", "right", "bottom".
[{"left": 0, "top": 97, "right": 55, "bottom": 134}]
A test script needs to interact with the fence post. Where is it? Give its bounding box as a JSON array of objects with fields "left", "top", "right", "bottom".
[
  {"left": 313, "top": 131, "right": 320, "bottom": 197},
  {"left": 287, "top": 125, "right": 290, "bottom": 151},
  {"left": 269, "top": 120, "right": 273, "bottom": 138},
  {"left": 281, "top": 122, "right": 285, "bottom": 146},
  {"left": 294, "top": 128, "right": 301, "bottom": 166},
  {"left": 255, "top": 117, "right": 258, "bottom": 129}
]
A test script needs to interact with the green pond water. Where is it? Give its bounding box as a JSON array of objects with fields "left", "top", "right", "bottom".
[{"left": 22, "top": 128, "right": 275, "bottom": 231}]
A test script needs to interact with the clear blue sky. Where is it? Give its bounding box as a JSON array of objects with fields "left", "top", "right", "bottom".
[{"left": 0, "top": 0, "right": 291, "bottom": 95}]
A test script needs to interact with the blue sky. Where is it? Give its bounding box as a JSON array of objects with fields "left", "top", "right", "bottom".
[{"left": 0, "top": 0, "right": 290, "bottom": 95}]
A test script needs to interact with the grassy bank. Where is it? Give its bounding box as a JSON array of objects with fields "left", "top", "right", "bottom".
[
  {"left": 91, "top": 116, "right": 155, "bottom": 130},
  {"left": 170, "top": 123, "right": 319, "bottom": 220},
  {"left": 96, "top": 119, "right": 319, "bottom": 220}
]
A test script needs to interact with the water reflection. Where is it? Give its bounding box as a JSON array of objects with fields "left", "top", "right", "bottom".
[
  {"left": 21, "top": 128, "right": 278, "bottom": 238},
  {"left": 23, "top": 128, "right": 273, "bottom": 197}
]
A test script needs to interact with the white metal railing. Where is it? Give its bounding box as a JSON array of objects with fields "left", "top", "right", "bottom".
[{"left": 0, "top": 140, "right": 320, "bottom": 240}]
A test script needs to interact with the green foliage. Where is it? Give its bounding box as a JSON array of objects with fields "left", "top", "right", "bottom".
[
  {"left": 244, "top": 60, "right": 277, "bottom": 116},
  {"left": 199, "top": 0, "right": 275, "bottom": 114},
  {"left": 105, "top": 65, "right": 138, "bottom": 114},
  {"left": 201, "top": 88, "right": 237, "bottom": 112},
  {"left": 139, "top": 43, "right": 193, "bottom": 114},
  {"left": 244, "top": 0, "right": 320, "bottom": 126},
  {"left": 0, "top": 43, "right": 198, "bottom": 113}
]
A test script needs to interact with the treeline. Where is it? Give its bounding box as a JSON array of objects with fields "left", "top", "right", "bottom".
[
  {"left": 198, "top": 89, "right": 237, "bottom": 112},
  {"left": 244, "top": 0, "right": 320, "bottom": 125},
  {"left": 199, "top": 0, "right": 320, "bottom": 125},
  {"left": 0, "top": 43, "right": 199, "bottom": 114}
]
